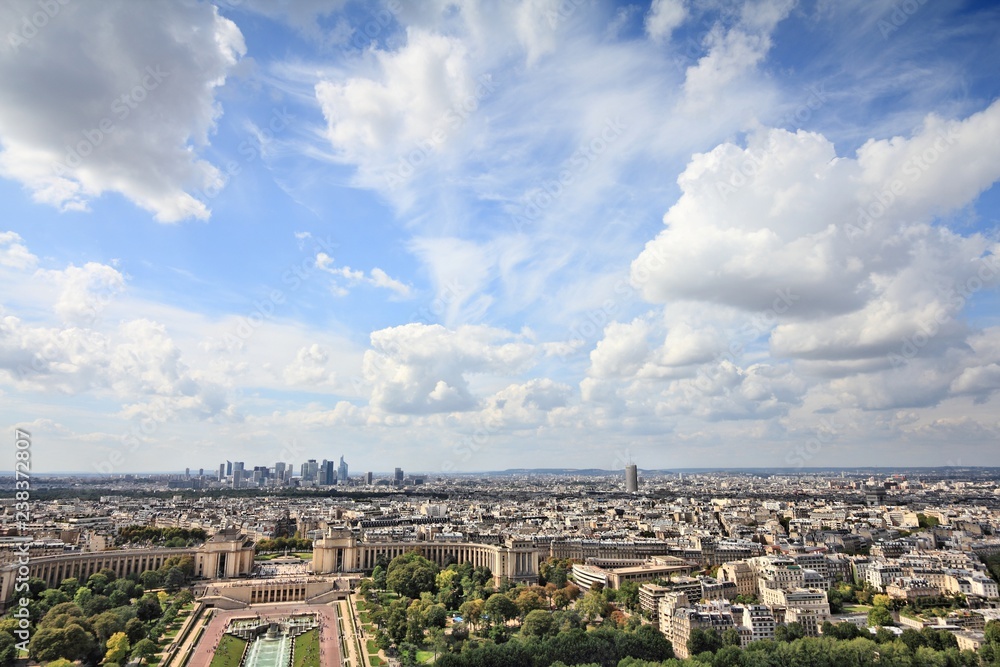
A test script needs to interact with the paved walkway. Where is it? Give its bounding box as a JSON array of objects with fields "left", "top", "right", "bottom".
[
  {"left": 185, "top": 604, "right": 342, "bottom": 667},
  {"left": 166, "top": 606, "right": 212, "bottom": 667}
]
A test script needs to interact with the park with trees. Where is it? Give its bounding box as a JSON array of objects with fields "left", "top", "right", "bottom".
[{"left": 0, "top": 556, "right": 196, "bottom": 665}]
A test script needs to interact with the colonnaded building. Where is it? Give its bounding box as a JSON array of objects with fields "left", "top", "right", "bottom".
[
  {"left": 0, "top": 528, "right": 256, "bottom": 607},
  {"left": 0, "top": 526, "right": 750, "bottom": 608}
]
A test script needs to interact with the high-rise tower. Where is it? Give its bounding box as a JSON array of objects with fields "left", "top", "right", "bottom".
[{"left": 625, "top": 464, "right": 638, "bottom": 493}]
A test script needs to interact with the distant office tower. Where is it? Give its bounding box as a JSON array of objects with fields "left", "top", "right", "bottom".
[
  {"left": 218, "top": 463, "right": 225, "bottom": 481},
  {"left": 338, "top": 456, "right": 349, "bottom": 482},
  {"left": 275, "top": 462, "right": 286, "bottom": 479},
  {"left": 198, "top": 468, "right": 204, "bottom": 477},
  {"left": 394, "top": 467, "right": 404, "bottom": 485},
  {"left": 226, "top": 460, "right": 233, "bottom": 476},
  {"left": 231, "top": 468, "right": 243, "bottom": 489},
  {"left": 366, "top": 471, "right": 373, "bottom": 485},
  {"left": 185, "top": 467, "right": 190, "bottom": 478},
  {"left": 625, "top": 464, "right": 638, "bottom": 493},
  {"left": 320, "top": 460, "right": 335, "bottom": 485},
  {"left": 233, "top": 461, "right": 245, "bottom": 477}
]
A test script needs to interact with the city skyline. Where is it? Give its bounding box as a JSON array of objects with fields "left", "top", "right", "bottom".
[{"left": 2, "top": 1, "right": 1000, "bottom": 473}]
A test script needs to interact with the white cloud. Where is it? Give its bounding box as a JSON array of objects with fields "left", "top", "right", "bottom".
[
  {"left": 645, "top": 0, "right": 687, "bottom": 42},
  {"left": 681, "top": 0, "right": 795, "bottom": 110},
  {"left": 315, "top": 252, "right": 411, "bottom": 298},
  {"left": 633, "top": 103, "right": 1000, "bottom": 365},
  {"left": 37, "top": 262, "right": 126, "bottom": 325},
  {"left": 315, "top": 27, "right": 477, "bottom": 187},
  {"left": 0, "top": 1, "right": 245, "bottom": 221},
  {"left": 0, "top": 231, "right": 37, "bottom": 269},
  {"left": 364, "top": 323, "right": 536, "bottom": 414},
  {"left": 283, "top": 344, "right": 334, "bottom": 386}
]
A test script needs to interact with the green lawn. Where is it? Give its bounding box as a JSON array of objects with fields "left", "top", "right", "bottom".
[
  {"left": 292, "top": 629, "right": 320, "bottom": 667},
  {"left": 843, "top": 604, "right": 873, "bottom": 614},
  {"left": 416, "top": 649, "right": 435, "bottom": 664},
  {"left": 369, "top": 656, "right": 386, "bottom": 666},
  {"left": 208, "top": 636, "right": 247, "bottom": 667},
  {"left": 356, "top": 600, "right": 370, "bottom": 611},
  {"left": 366, "top": 639, "right": 379, "bottom": 653}
]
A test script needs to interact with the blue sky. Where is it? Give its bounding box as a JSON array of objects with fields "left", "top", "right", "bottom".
[{"left": 2, "top": 0, "right": 1000, "bottom": 473}]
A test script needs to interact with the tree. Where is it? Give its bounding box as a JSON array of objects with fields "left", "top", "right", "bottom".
[
  {"left": 617, "top": 581, "right": 640, "bottom": 612},
  {"left": 87, "top": 573, "right": 110, "bottom": 595},
  {"left": 125, "top": 617, "right": 147, "bottom": 644},
  {"left": 73, "top": 586, "right": 92, "bottom": 610},
  {"left": 91, "top": 610, "right": 126, "bottom": 645},
  {"left": 131, "top": 638, "right": 158, "bottom": 664},
  {"left": 428, "top": 627, "right": 448, "bottom": 661},
  {"left": 868, "top": 604, "right": 894, "bottom": 627},
  {"left": 164, "top": 567, "right": 186, "bottom": 592},
  {"left": 577, "top": 589, "right": 611, "bottom": 622},
  {"left": 425, "top": 603, "right": 448, "bottom": 629},
  {"left": 722, "top": 627, "right": 742, "bottom": 647},
  {"left": 459, "top": 599, "right": 484, "bottom": 630},
  {"left": 58, "top": 577, "right": 80, "bottom": 597},
  {"left": 105, "top": 631, "right": 131, "bottom": 664},
  {"left": 483, "top": 593, "right": 518, "bottom": 628},
  {"left": 522, "top": 609, "right": 554, "bottom": 637},
  {"left": 140, "top": 570, "right": 163, "bottom": 590},
  {"left": 514, "top": 588, "right": 547, "bottom": 617},
  {"left": 386, "top": 552, "right": 439, "bottom": 600},
  {"left": 0, "top": 631, "right": 16, "bottom": 667},
  {"left": 372, "top": 564, "right": 388, "bottom": 590},
  {"left": 37, "top": 588, "right": 70, "bottom": 612},
  {"left": 29, "top": 623, "right": 96, "bottom": 663},
  {"left": 136, "top": 596, "right": 162, "bottom": 622},
  {"left": 687, "top": 628, "right": 723, "bottom": 655}
]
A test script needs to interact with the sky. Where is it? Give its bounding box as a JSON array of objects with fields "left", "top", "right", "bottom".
[{"left": 2, "top": 0, "right": 1000, "bottom": 474}]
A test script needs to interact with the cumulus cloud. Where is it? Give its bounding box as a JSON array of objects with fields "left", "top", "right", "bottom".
[
  {"left": 0, "top": 231, "right": 37, "bottom": 269},
  {"left": 476, "top": 378, "right": 573, "bottom": 430},
  {"left": 315, "top": 27, "right": 479, "bottom": 186},
  {"left": 596, "top": 100, "right": 1000, "bottom": 423},
  {"left": 364, "top": 323, "right": 536, "bottom": 414},
  {"left": 0, "top": 0, "right": 245, "bottom": 221},
  {"left": 0, "top": 312, "right": 231, "bottom": 419},
  {"left": 36, "top": 262, "right": 126, "bottom": 325},
  {"left": 283, "top": 344, "right": 334, "bottom": 386},
  {"left": 633, "top": 102, "right": 1000, "bottom": 368}
]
